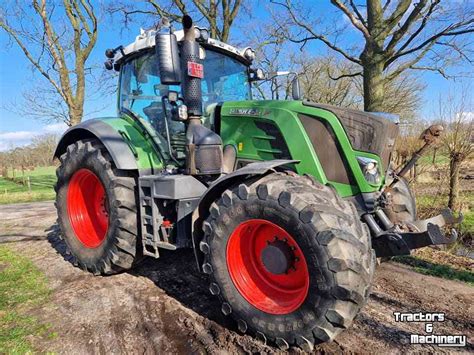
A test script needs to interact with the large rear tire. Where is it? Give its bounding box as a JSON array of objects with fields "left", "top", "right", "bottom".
[
  {"left": 55, "top": 139, "right": 142, "bottom": 275},
  {"left": 201, "top": 173, "right": 375, "bottom": 350}
]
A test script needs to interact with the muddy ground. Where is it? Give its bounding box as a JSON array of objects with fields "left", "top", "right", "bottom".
[{"left": 0, "top": 202, "right": 472, "bottom": 354}]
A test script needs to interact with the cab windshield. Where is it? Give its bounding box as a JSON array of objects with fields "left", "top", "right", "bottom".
[{"left": 119, "top": 48, "right": 251, "bottom": 138}]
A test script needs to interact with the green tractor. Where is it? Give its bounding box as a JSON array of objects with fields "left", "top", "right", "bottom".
[{"left": 54, "top": 16, "right": 460, "bottom": 350}]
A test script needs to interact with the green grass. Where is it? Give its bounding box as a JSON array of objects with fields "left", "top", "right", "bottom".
[
  {"left": 418, "top": 153, "right": 449, "bottom": 165},
  {"left": 0, "top": 246, "right": 53, "bottom": 353},
  {"left": 393, "top": 255, "right": 474, "bottom": 285},
  {"left": 0, "top": 166, "right": 56, "bottom": 204},
  {"left": 416, "top": 191, "right": 474, "bottom": 236}
]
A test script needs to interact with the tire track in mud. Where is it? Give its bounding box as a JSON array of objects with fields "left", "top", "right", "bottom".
[{"left": 1, "top": 202, "right": 473, "bottom": 354}]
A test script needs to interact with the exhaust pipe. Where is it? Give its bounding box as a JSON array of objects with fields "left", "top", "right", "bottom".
[
  {"left": 180, "top": 16, "right": 223, "bottom": 176},
  {"left": 181, "top": 15, "right": 203, "bottom": 119}
]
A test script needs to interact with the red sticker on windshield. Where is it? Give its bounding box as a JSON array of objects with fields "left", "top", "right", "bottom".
[{"left": 187, "top": 61, "right": 204, "bottom": 78}]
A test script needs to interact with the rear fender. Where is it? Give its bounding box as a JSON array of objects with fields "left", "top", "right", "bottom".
[
  {"left": 191, "top": 159, "right": 298, "bottom": 270},
  {"left": 54, "top": 118, "right": 163, "bottom": 174}
]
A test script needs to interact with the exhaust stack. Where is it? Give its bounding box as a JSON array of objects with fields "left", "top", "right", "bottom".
[
  {"left": 181, "top": 15, "right": 203, "bottom": 118},
  {"left": 180, "top": 16, "right": 223, "bottom": 176}
]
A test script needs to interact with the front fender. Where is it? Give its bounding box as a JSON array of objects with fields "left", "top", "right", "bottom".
[{"left": 54, "top": 119, "right": 138, "bottom": 170}]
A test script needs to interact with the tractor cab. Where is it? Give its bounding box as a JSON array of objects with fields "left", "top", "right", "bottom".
[
  {"left": 118, "top": 42, "right": 252, "bottom": 134},
  {"left": 106, "top": 19, "right": 258, "bottom": 171}
]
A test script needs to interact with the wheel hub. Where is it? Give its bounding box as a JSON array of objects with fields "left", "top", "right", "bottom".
[
  {"left": 226, "top": 219, "right": 309, "bottom": 315},
  {"left": 261, "top": 238, "right": 295, "bottom": 274},
  {"left": 67, "top": 168, "right": 109, "bottom": 248}
]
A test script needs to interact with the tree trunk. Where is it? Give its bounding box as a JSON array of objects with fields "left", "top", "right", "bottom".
[
  {"left": 69, "top": 106, "right": 83, "bottom": 126},
  {"left": 448, "top": 153, "right": 462, "bottom": 210},
  {"left": 363, "top": 59, "right": 385, "bottom": 112}
]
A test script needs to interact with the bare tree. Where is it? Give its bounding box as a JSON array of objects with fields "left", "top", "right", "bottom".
[
  {"left": 438, "top": 89, "right": 473, "bottom": 210},
  {"left": 0, "top": 0, "right": 98, "bottom": 126},
  {"left": 272, "top": 0, "right": 474, "bottom": 112},
  {"left": 30, "top": 134, "right": 59, "bottom": 166},
  {"left": 297, "top": 55, "right": 361, "bottom": 107},
  {"left": 108, "top": 0, "right": 243, "bottom": 42}
]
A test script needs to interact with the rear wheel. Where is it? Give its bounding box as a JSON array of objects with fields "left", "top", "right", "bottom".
[
  {"left": 201, "top": 173, "right": 375, "bottom": 350},
  {"left": 55, "top": 139, "right": 142, "bottom": 275}
]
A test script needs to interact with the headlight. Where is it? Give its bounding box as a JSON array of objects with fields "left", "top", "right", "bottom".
[{"left": 357, "top": 157, "right": 380, "bottom": 184}]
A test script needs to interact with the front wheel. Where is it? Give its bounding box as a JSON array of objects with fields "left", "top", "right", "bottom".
[
  {"left": 201, "top": 173, "right": 375, "bottom": 350},
  {"left": 55, "top": 139, "right": 142, "bottom": 275}
]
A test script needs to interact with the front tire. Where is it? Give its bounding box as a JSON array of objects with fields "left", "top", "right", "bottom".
[
  {"left": 55, "top": 139, "right": 142, "bottom": 275},
  {"left": 384, "top": 176, "right": 417, "bottom": 225},
  {"left": 201, "top": 173, "right": 375, "bottom": 350}
]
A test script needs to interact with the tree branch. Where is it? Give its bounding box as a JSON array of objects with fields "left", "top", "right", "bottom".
[
  {"left": 409, "top": 65, "right": 450, "bottom": 79},
  {"left": 394, "top": 0, "right": 440, "bottom": 54},
  {"left": 330, "top": 0, "right": 370, "bottom": 39},
  {"left": 387, "top": 40, "right": 437, "bottom": 80},
  {"left": 0, "top": 20, "right": 66, "bottom": 102},
  {"left": 271, "top": 0, "right": 361, "bottom": 64},
  {"left": 386, "top": 19, "right": 474, "bottom": 67},
  {"left": 328, "top": 71, "right": 362, "bottom": 80},
  {"left": 385, "top": 0, "right": 430, "bottom": 54},
  {"left": 381, "top": 0, "right": 412, "bottom": 37},
  {"left": 349, "top": 0, "right": 366, "bottom": 26}
]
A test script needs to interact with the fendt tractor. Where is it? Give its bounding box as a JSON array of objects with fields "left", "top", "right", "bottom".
[{"left": 53, "top": 16, "right": 461, "bottom": 350}]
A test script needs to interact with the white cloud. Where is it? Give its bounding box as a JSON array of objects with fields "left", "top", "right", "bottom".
[
  {"left": 0, "top": 131, "right": 37, "bottom": 141},
  {"left": 456, "top": 112, "right": 474, "bottom": 121},
  {"left": 0, "top": 122, "right": 68, "bottom": 151},
  {"left": 43, "top": 122, "right": 69, "bottom": 133}
]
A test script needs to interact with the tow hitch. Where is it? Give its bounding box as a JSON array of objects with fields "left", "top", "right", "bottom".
[
  {"left": 370, "top": 209, "right": 462, "bottom": 257},
  {"left": 367, "top": 123, "right": 463, "bottom": 257}
]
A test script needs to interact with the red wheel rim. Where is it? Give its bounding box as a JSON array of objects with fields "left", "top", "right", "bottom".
[
  {"left": 226, "top": 219, "right": 309, "bottom": 314},
  {"left": 67, "top": 169, "right": 109, "bottom": 248}
]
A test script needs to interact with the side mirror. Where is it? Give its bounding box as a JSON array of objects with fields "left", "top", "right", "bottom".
[
  {"left": 291, "top": 76, "right": 302, "bottom": 100},
  {"left": 155, "top": 32, "right": 182, "bottom": 85},
  {"left": 249, "top": 68, "right": 265, "bottom": 81}
]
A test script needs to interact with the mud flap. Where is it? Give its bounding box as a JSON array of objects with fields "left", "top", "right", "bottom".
[{"left": 372, "top": 209, "right": 462, "bottom": 258}]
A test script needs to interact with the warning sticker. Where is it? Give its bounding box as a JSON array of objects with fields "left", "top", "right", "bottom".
[{"left": 187, "top": 61, "right": 204, "bottom": 78}]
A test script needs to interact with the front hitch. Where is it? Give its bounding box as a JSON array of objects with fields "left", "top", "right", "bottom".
[{"left": 369, "top": 208, "right": 462, "bottom": 258}]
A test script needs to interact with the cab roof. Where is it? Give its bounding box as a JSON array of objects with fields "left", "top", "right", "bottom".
[{"left": 113, "top": 26, "right": 254, "bottom": 66}]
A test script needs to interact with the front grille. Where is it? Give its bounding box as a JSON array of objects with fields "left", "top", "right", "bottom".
[{"left": 299, "top": 114, "right": 356, "bottom": 185}]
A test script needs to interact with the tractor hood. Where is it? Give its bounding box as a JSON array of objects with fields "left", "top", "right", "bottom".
[{"left": 303, "top": 101, "right": 399, "bottom": 171}]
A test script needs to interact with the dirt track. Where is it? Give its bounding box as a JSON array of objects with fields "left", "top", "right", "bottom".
[{"left": 0, "top": 201, "right": 472, "bottom": 354}]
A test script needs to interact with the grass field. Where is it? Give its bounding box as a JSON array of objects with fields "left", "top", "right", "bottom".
[
  {"left": 393, "top": 254, "right": 474, "bottom": 285},
  {"left": 0, "top": 246, "right": 54, "bottom": 352},
  {"left": 416, "top": 190, "right": 474, "bottom": 236},
  {"left": 0, "top": 166, "right": 56, "bottom": 204}
]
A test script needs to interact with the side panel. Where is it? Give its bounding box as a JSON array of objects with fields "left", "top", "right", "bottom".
[
  {"left": 54, "top": 117, "right": 163, "bottom": 174},
  {"left": 219, "top": 103, "right": 328, "bottom": 185},
  {"left": 219, "top": 101, "right": 384, "bottom": 197},
  {"left": 102, "top": 117, "right": 164, "bottom": 173}
]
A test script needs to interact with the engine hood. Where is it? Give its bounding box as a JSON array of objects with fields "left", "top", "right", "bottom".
[{"left": 303, "top": 101, "right": 399, "bottom": 170}]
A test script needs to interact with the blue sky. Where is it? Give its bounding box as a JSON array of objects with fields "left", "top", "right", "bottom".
[{"left": 0, "top": 0, "right": 472, "bottom": 150}]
